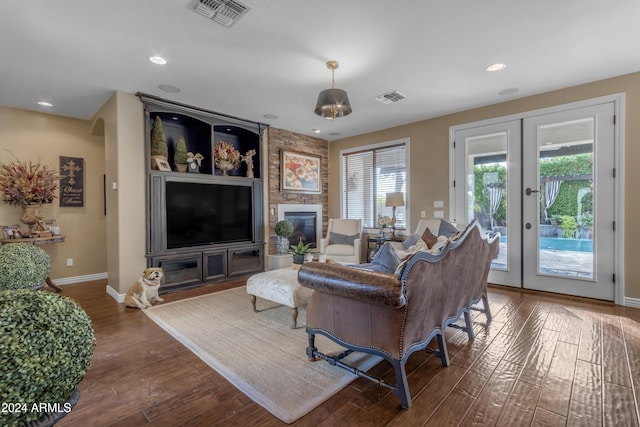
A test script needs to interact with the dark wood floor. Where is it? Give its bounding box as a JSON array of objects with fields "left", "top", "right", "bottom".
[{"left": 53, "top": 279, "right": 640, "bottom": 427}]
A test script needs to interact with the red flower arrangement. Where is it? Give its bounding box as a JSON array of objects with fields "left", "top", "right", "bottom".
[
  {"left": 0, "top": 159, "right": 59, "bottom": 206},
  {"left": 214, "top": 141, "right": 240, "bottom": 168}
]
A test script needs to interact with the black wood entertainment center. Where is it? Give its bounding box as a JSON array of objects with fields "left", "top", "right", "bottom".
[{"left": 138, "top": 94, "right": 267, "bottom": 292}]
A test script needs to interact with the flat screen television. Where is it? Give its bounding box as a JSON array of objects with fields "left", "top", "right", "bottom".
[{"left": 165, "top": 180, "right": 253, "bottom": 249}]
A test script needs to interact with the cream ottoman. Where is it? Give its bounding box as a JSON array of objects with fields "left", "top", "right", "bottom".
[{"left": 246, "top": 268, "right": 314, "bottom": 329}]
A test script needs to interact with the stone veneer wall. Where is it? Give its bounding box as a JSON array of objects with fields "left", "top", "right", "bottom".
[{"left": 267, "top": 127, "right": 329, "bottom": 255}]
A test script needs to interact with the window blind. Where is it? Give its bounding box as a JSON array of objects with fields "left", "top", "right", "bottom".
[{"left": 342, "top": 144, "right": 406, "bottom": 229}]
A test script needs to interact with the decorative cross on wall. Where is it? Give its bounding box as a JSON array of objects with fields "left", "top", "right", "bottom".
[
  {"left": 61, "top": 160, "right": 82, "bottom": 185},
  {"left": 59, "top": 156, "right": 85, "bottom": 207}
]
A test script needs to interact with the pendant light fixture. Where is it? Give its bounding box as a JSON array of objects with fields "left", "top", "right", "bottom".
[{"left": 314, "top": 60, "right": 352, "bottom": 120}]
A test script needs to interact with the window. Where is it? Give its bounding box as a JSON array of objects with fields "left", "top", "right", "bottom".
[{"left": 341, "top": 140, "right": 408, "bottom": 229}]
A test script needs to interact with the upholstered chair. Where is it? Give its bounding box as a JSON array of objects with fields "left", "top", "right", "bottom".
[{"left": 319, "top": 219, "right": 362, "bottom": 264}]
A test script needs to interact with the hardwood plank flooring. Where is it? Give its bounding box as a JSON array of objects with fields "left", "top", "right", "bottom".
[{"left": 50, "top": 280, "right": 640, "bottom": 426}]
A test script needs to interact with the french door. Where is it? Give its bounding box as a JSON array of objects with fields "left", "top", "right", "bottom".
[{"left": 452, "top": 101, "right": 617, "bottom": 301}]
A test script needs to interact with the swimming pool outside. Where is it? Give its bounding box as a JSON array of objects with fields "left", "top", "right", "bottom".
[{"left": 499, "top": 236, "right": 593, "bottom": 252}]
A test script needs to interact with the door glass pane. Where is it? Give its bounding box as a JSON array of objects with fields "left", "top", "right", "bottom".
[
  {"left": 537, "top": 118, "right": 594, "bottom": 279},
  {"left": 465, "top": 132, "right": 508, "bottom": 270}
]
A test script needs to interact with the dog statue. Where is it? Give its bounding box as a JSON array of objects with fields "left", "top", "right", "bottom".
[{"left": 124, "top": 267, "right": 164, "bottom": 309}]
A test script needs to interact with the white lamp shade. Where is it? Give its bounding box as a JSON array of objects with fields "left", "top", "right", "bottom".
[{"left": 385, "top": 192, "right": 404, "bottom": 207}]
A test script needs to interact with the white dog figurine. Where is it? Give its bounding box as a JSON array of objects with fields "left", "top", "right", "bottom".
[{"left": 124, "top": 267, "right": 164, "bottom": 309}]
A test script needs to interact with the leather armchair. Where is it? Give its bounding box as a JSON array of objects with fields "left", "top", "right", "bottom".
[{"left": 319, "top": 218, "right": 362, "bottom": 264}]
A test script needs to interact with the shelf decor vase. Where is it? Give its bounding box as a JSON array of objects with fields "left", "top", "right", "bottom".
[
  {"left": 21, "top": 203, "right": 42, "bottom": 232},
  {"left": 277, "top": 236, "right": 290, "bottom": 255},
  {"left": 215, "top": 159, "right": 236, "bottom": 176}
]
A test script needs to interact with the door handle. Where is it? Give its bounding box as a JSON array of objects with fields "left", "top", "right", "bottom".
[
  {"left": 525, "top": 187, "right": 540, "bottom": 196},
  {"left": 525, "top": 223, "right": 532, "bottom": 230}
]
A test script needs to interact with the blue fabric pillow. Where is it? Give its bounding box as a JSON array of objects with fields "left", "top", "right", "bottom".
[
  {"left": 329, "top": 232, "right": 358, "bottom": 245},
  {"left": 401, "top": 234, "right": 422, "bottom": 249},
  {"left": 371, "top": 243, "right": 400, "bottom": 273},
  {"left": 438, "top": 219, "right": 458, "bottom": 237}
]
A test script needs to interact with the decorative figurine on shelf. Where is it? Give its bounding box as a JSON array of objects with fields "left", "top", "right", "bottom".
[
  {"left": 241, "top": 149, "right": 256, "bottom": 178},
  {"left": 186, "top": 152, "right": 204, "bottom": 173},
  {"left": 214, "top": 141, "right": 240, "bottom": 176}
]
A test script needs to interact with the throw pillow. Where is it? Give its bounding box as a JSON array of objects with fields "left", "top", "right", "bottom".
[
  {"left": 329, "top": 232, "right": 358, "bottom": 245},
  {"left": 427, "top": 235, "right": 449, "bottom": 254},
  {"left": 371, "top": 242, "right": 400, "bottom": 273},
  {"left": 438, "top": 219, "right": 458, "bottom": 237},
  {"left": 401, "top": 234, "right": 422, "bottom": 249},
  {"left": 394, "top": 238, "right": 428, "bottom": 260},
  {"left": 421, "top": 227, "right": 438, "bottom": 248}
]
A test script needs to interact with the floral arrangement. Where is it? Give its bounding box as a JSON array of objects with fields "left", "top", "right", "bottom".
[
  {"left": 0, "top": 158, "right": 59, "bottom": 206},
  {"left": 378, "top": 215, "right": 392, "bottom": 228},
  {"left": 214, "top": 141, "right": 240, "bottom": 168}
]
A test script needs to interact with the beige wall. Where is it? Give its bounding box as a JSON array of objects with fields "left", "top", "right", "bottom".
[
  {"left": 329, "top": 71, "right": 640, "bottom": 299},
  {"left": 94, "top": 92, "right": 147, "bottom": 294},
  {"left": 0, "top": 105, "right": 107, "bottom": 280}
]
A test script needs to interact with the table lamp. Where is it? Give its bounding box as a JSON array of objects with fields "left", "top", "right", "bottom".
[{"left": 385, "top": 192, "right": 405, "bottom": 237}]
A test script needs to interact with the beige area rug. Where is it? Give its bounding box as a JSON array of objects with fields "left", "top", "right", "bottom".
[{"left": 143, "top": 286, "right": 381, "bottom": 424}]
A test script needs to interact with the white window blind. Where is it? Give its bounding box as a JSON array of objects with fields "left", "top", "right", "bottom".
[{"left": 342, "top": 143, "right": 406, "bottom": 229}]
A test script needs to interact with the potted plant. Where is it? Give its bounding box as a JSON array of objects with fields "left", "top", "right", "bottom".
[
  {"left": 0, "top": 289, "right": 96, "bottom": 426},
  {"left": 274, "top": 220, "right": 293, "bottom": 255},
  {"left": 174, "top": 136, "right": 189, "bottom": 172},
  {"left": 150, "top": 116, "right": 169, "bottom": 168},
  {"left": 0, "top": 243, "right": 50, "bottom": 290},
  {"left": 290, "top": 238, "right": 311, "bottom": 265}
]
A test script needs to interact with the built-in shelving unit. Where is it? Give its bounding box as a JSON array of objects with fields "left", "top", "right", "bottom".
[{"left": 138, "top": 93, "right": 267, "bottom": 292}]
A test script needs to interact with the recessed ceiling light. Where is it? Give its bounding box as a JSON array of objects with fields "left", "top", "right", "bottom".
[
  {"left": 37, "top": 101, "right": 53, "bottom": 107},
  {"left": 263, "top": 114, "right": 279, "bottom": 120},
  {"left": 149, "top": 56, "right": 167, "bottom": 65},
  {"left": 158, "top": 84, "right": 180, "bottom": 93},
  {"left": 486, "top": 63, "right": 506, "bottom": 72},
  {"left": 498, "top": 87, "right": 519, "bottom": 96},
  {"left": 312, "top": 129, "right": 321, "bottom": 133}
]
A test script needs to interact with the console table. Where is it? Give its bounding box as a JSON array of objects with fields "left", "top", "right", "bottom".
[{"left": 0, "top": 235, "right": 66, "bottom": 292}]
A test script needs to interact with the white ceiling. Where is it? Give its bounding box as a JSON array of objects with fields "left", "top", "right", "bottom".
[{"left": 2, "top": 0, "right": 640, "bottom": 141}]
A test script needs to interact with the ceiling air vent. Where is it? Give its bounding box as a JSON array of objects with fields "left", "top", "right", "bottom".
[
  {"left": 374, "top": 91, "right": 406, "bottom": 105},
  {"left": 191, "top": 0, "right": 250, "bottom": 28}
]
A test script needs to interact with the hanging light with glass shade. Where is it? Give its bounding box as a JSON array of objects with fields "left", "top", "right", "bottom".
[{"left": 314, "top": 60, "right": 352, "bottom": 120}]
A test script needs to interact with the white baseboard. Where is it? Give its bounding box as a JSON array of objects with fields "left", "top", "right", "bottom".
[
  {"left": 624, "top": 296, "right": 640, "bottom": 309},
  {"left": 106, "top": 285, "right": 125, "bottom": 303},
  {"left": 51, "top": 272, "right": 108, "bottom": 286}
]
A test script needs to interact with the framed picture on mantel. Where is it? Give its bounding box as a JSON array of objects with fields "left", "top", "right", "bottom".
[{"left": 281, "top": 150, "right": 321, "bottom": 193}]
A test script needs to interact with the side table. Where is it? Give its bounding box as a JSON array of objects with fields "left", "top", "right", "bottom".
[
  {"left": 0, "top": 236, "right": 66, "bottom": 292},
  {"left": 366, "top": 236, "right": 406, "bottom": 262}
]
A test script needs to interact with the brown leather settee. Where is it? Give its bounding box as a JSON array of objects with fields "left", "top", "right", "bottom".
[{"left": 297, "top": 220, "right": 499, "bottom": 408}]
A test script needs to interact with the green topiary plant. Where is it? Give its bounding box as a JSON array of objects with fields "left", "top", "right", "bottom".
[
  {"left": 150, "top": 116, "right": 168, "bottom": 159},
  {"left": 274, "top": 220, "right": 293, "bottom": 238},
  {"left": 274, "top": 220, "right": 294, "bottom": 255},
  {"left": 0, "top": 243, "right": 50, "bottom": 290},
  {"left": 0, "top": 289, "right": 96, "bottom": 426},
  {"left": 174, "top": 136, "right": 189, "bottom": 166}
]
